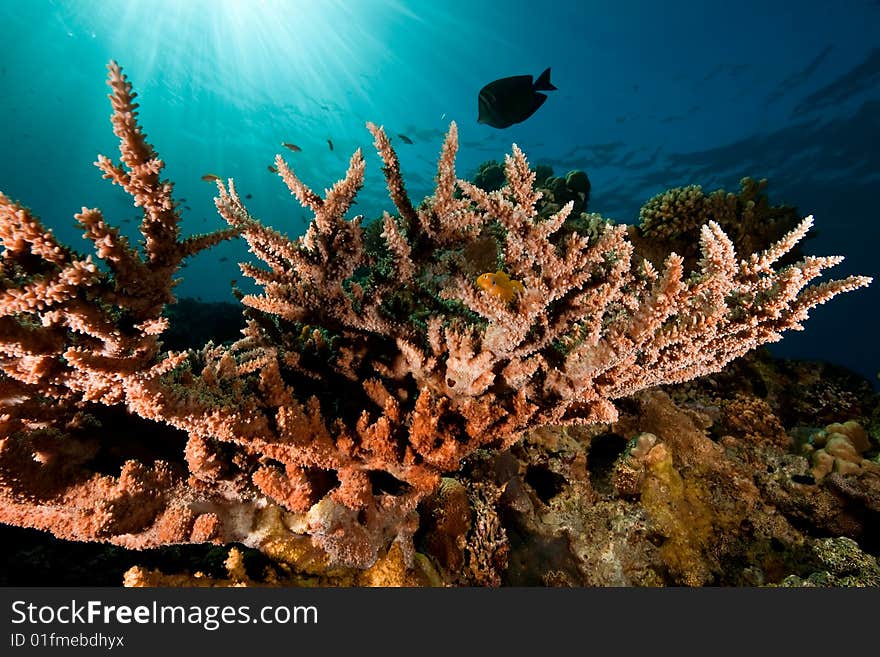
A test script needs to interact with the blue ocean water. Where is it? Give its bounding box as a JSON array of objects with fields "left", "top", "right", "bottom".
[{"left": 0, "top": 0, "right": 877, "bottom": 383}]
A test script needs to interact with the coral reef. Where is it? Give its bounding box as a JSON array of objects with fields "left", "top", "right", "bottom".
[
  {"left": 410, "top": 355, "right": 880, "bottom": 586},
  {"left": 0, "top": 62, "right": 873, "bottom": 578},
  {"left": 86, "top": 350, "right": 879, "bottom": 587},
  {"left": 629, "top": 177, "right": 805, "bottom": 271}
]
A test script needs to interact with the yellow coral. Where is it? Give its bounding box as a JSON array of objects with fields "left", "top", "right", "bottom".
[
  {"left": 640, "top": 443, "right": 716, "bottom": 586},
  {"left": 475, "top": 270, "right": 524, "bottom": 302},
  {"left": 810, "top": 420, "right": 878, "bottom": 480}
]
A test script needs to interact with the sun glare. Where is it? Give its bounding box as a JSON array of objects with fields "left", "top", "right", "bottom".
[{"left": 61, "top": 0, "right": 424, "bottom": 109}]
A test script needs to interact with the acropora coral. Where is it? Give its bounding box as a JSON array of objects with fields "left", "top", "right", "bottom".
[
  {"left": 0, "top": 62, "right": 872, "bottom": 571},
  {"left": 629, "top": 177, "right": 805, "bottom": 271}
]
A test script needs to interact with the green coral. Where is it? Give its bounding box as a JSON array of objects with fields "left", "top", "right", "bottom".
[
  {"left": 472, "top": 160, "right": 506, "bottom": 192},
  {"left": 780, "top": 537, "right": 880, "bottom": 587}
]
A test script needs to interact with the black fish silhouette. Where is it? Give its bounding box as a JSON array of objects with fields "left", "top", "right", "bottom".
[
  {"left": 477, "top": 67, "right": 556, "bottom": 129},
  {"left": 398, "top": 134, "right": 413, "bottom": 144},
  {"left": 327, "top": 138, "right": 334, "bottom": 151}
]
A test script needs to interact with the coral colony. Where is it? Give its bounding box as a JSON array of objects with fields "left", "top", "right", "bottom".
[{"left": 0, "top": 63, "right": 872, "bottom": 573}]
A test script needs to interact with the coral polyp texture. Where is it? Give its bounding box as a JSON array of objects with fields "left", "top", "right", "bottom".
[{"left": 0, "top": 62, "right": 872, "bottom": 569}]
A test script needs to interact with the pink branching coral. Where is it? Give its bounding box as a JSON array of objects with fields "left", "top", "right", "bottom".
[
  {"left": 0, "top": 63, "right": 872, "bottom": 568},
  {"left": 0, "top": 61, "right": 238, "bottom": 548}
]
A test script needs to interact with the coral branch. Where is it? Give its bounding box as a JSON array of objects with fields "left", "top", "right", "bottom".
[{"left": 0, "top": 61, "right": 237, "bottom": 551}]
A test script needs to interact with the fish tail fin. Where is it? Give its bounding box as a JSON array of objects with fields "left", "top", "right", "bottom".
[{"left": 534, "top": 67, "right": 557, "bottom": 91}]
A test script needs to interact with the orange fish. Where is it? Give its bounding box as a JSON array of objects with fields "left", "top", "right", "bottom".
[
  {"left": 282, "top": 142, "right": 301, "bottom": 152},
  {"left": 476, "top": 270, "right": 524, "bottom": 302},
  {"left": 201, "top": 173, "right": 221, "bottom": 182}
]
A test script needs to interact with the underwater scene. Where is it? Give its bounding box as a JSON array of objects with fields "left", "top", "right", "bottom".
[{"left": 0, "top": 0, "right": 878, "bottom": 587}]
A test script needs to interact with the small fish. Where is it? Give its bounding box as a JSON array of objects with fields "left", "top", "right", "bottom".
[
  {"left": 201, "top": 173, "right": 221, "bottom": 182},
  {"left": 268, "top": 164, "right": 279, "bottom": 173},
  {"left": 397, "top": 134, "right": 413, "bottom": 144},
  {"left": 477, "top": 67, "right": 556, "bottom": 129},
  {"left": 219, "top": 256, "right": 228, "bottom": 262},
  {"left": 245, "top": 193, "right": 253, "bottom": 199},
  {"left": 476, "top": 270, "right": 524, "bottom": 303},
  {"left": 327, "top": 138, "right": 334, "bottom": 151},
  {"left": 440, "top": 112, "right": 446, "bottom": 121},
  {"left": 179, "top": 197, "right": 187, "bottom": 203},
  {"left": 282, "top": 142, "right": 302, "bottom": 152},
  {"left": 184, "top": 205, "right": 191, "bottom": 211}
]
